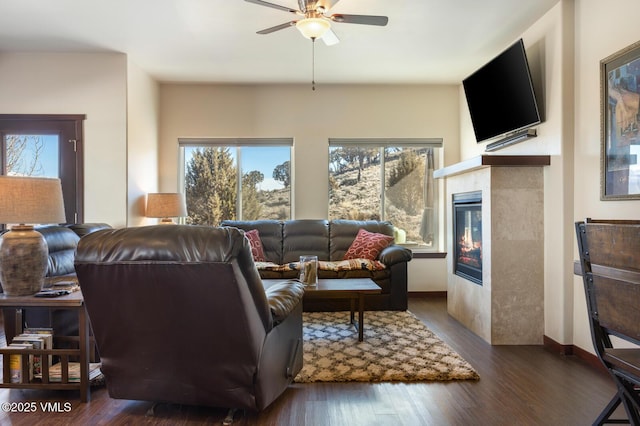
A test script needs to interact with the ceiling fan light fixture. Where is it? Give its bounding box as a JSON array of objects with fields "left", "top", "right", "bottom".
[{"left": 296, "top": 17, "right": 330, "bottom": 40}]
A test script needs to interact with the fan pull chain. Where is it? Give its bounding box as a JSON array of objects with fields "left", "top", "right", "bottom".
[{"left": 311, "top": 37, "right": 316, "bottom": 91}]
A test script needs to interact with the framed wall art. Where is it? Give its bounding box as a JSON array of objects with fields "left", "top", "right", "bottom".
[{"left": 600, "top": 40, "right": 640, "bottom": 200}]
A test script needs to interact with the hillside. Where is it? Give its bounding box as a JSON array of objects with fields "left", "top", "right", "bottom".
[{"left": 258, "top": 153, "right": 429, "bottom": 245}]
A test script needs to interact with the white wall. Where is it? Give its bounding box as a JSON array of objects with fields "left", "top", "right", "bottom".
[
  {"left": 408, "top": 258, "right": 448, "bottom": 292},
  {"left": 0, "top": 52, "right": 128, "bottom": 228},
  {"left": 572, "top": 0, "right": 640, "bottom": 352},
  {"left": 457, "top": 3, "right": 575, "bottom": 345},
  {"left": 158, "top": 83, "right": 460, "bottom": 291},
  {"left": 126, "top": 60, "right": 160, "bottom": 226}
]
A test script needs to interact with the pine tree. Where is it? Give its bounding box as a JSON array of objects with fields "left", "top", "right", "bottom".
[
  {"left": 242, "top": 170, "right": 264, "bottom": 220},
  {"left": 185, "top": 147, "right": 237, "bottom": 225},
  {"left": 272, "top": 161, "right": 290, "bottom": 187}
]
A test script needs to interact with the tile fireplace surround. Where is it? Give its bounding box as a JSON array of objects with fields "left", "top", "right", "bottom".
[{"left": 434, "top": 155, "right": 550, "bottom": 345}]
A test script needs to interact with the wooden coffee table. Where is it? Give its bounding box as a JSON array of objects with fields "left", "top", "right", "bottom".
[{"left": 302, "top": 278, "right": 382, "bottom": 342}]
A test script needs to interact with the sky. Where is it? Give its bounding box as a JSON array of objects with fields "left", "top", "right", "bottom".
[
  {"left": 8, "top": 134, "right": 58, "bottom": 177},
  {"left": 39, "top": 135, "right": 59, "bottom": 176}
]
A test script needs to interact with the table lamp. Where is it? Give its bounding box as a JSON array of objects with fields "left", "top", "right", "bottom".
[
  {"left": 146, "top": 193, "right": 188, "bottom": 224},
  {"left": 0, "top": 176, "right": 66, "bottom": 296}
]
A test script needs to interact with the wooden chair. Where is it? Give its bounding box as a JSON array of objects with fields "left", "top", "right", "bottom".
[{"left": 575, "top": 219, "right": 640, "bottom": 425}]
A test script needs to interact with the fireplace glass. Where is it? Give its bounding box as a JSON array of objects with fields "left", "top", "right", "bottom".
[{"left": 453, "top": 192, "right": 482, "bottom": 285}]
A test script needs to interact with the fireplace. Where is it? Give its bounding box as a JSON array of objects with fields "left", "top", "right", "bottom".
[
  {"left": 453, "top": 191, "right": 482, "bottom": 285},
  {"left": 438, "top": 159, "right": 546, "bottom": 344}
]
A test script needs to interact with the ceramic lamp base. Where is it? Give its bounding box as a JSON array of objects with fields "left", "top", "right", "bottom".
[{"left": 0, "top": 225, "right": 48, "bottom": 296}]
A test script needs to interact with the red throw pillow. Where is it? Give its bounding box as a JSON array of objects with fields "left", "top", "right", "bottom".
[
  {"left": 343, "top": 228, "right": 394, "bottom": 260},
  {"left": 244, "top": 229, "right": 266, "bottom": 262}
]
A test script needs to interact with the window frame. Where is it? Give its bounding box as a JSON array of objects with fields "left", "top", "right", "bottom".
[{"left": 0, "top": 114, "right": 85, "bottom": 225}]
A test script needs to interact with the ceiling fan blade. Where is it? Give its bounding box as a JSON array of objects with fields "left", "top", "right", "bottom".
[
  {"left": 298, "top": 0, "right": 307, "bottom": 13},
  {"left": 330, "top": 14, "right": 389, "bottom": 26},
  {"left": 257, "top": 21, "right": 297, "bottom": 34},
  {"left": 245, "top": 0, "right": 299, "bottom": 14},
  {"left": 321, "top": 28, "right": 340, "bottom": 46}
]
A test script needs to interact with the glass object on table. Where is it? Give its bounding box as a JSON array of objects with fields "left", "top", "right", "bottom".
[{"left": 299, "top": 255, "right": 318, "bottom": 287}]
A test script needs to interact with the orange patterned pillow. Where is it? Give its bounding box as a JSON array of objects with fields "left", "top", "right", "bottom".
[
  {"left": 244, "top": 229, "right": 266, "bottom": 262},
  {"left": 343, "top": 228, "right": 394, "bottom": 260}
]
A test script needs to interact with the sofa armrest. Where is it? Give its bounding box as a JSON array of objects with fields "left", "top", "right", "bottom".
[
  {"left": 265, "top": 280, "right": 305, "bottom": 324},
  {"left": 379, "top": 245, "right": 412, "bottom": 266}
]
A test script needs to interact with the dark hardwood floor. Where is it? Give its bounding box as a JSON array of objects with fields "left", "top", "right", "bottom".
[{"left": 0, "top": 296, "right": 620, "bottom": 425}]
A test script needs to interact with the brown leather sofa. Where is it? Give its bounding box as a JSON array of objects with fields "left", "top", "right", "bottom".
[
  {"left": 74, "top": 225, "right": 305, "bottom": 412},
  {"left": 221, "top": 219, "right": 413, "bottom": 311}
]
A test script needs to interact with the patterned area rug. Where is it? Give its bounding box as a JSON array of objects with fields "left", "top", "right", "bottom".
[{"left": 294, "top": 310, "right": 480, "bottom": 383}]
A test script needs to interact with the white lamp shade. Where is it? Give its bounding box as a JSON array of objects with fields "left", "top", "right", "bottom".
[
  {"left": 146, "top": 193, "right": 188, "bottom": 218},
  {"left": 0, "top": 176, "right": 66, "bottom": 225},
  {"left": 296, "top": 18, "right": 331, "bottom": 39}
]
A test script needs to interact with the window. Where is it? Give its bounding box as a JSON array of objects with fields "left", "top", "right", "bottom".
[
  {"left": 0, "top": 114, "right": 85, "bottom": 224},
  {"left": 329, "top": 138, "right": 442, "bottom": 249},
  {"left": 178, "top": 138, "right": 292, "bottom": 226}
]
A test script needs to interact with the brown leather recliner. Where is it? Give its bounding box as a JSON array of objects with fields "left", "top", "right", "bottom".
[{"left": 74, "top": 225, "right": 304, "bottom": 412}]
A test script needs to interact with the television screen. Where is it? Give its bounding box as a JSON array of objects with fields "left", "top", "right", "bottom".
[{"left": 463, "top": 39, "right": 541, "bottom": 143}]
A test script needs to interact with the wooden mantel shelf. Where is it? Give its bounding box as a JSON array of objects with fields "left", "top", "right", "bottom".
[{"left": 433, "top": 155, "right": 551, "bottom": 179}]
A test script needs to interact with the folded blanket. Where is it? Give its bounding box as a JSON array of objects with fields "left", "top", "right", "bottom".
[{"left": 254, "top": 259, "right": 387, "bottom": 272}]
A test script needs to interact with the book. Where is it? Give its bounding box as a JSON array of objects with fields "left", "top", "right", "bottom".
[
  {"left": 11, "top": 335, "right": 46, "bottom": 378},
  {"left": 48, "top": 362, "right": 102, "bottom": 383},
  {"left": 23, "top": 327, "right": 54, "bottom": 336},
  {"left": 14, "top": 333, "right": 54, "bottom": 377},
  {"left": 21, "top": 329, "right": 54, "bottom": 377},
  {"left": 18, "top": 333, "right": 53, "bottom": 352},
  {"left": 5, "top": 344, "right": 34, "bottom": 383},
  {"left": 22, "top": 328, "right": 54, "bottom": 351}
]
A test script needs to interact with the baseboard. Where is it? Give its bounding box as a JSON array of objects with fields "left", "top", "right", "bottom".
[
  {"left": 543, "top": 335, "right": 607, "bottom": 374},
  {"left": 543, "top": 335, "right": 573, "bottom": 355},
  {"left": 408, "top": 291, "right": 447, "bottom": 298},
  {"left": 571, "top": 344, "right": 608, "bottom": 374}
]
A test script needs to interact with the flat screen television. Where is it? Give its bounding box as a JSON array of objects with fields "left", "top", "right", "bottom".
[{"left": 463, "top": 39, "right": 541, "bottom": 144}]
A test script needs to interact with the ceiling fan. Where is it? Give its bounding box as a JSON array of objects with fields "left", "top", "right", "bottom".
[{"left": 245, "top": 0, "right": 389, "bottom": 46}]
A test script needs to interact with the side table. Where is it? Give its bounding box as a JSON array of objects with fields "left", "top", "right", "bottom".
[{"left": 0, "top": 290, "right": 92, "bottom": 402}]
